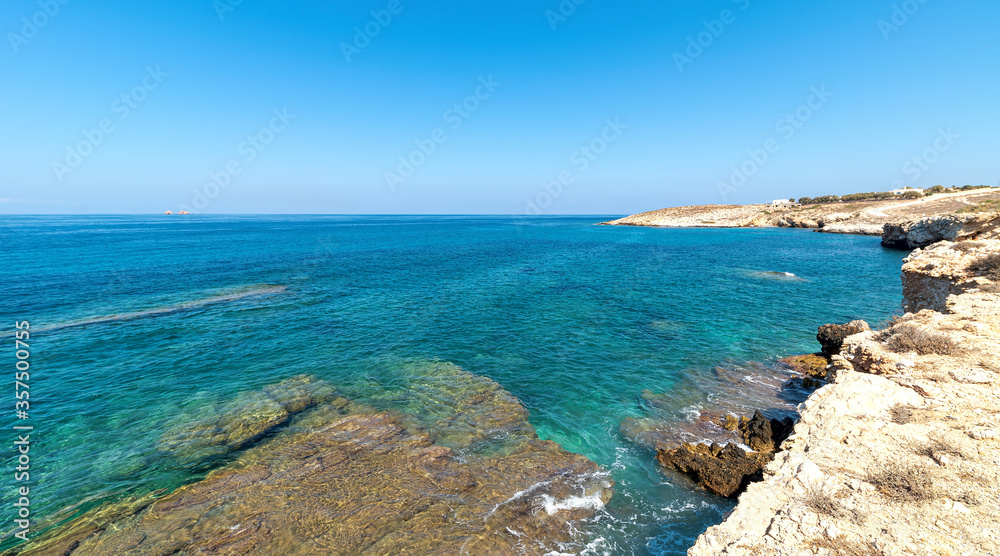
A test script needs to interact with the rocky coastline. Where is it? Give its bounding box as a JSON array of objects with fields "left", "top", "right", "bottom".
[
  {"left": 682, "top": 214, "right": 1000, "bottom": 555},
  {"left": 599, "top": 189, "right": 1000, "bottom": 237}
]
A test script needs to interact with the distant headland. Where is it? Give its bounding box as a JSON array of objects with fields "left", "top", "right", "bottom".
[{"left": 600, "top": 185, "right": 1000, "bottom": 236}]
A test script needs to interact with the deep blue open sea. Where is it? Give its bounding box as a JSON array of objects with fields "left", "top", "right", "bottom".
[{"left": 1, "top": 215, "right": 907, "bottom": 554}]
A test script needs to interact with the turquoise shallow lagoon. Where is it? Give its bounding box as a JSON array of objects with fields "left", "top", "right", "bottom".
[{"left": 1, "top": 216, "right": 907, "bottom": 554}]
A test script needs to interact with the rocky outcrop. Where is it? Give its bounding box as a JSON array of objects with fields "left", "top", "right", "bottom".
[
  {"left": 20, "top": 365, "right": 612, "bottom": 555},
  {"left": 657, "top": 442, "right": 770, "bottom": 499},
  {"left": 775, "top": 215, "right": 820, "bottom": 229},
  {"left": 899, "top": 239, "right": 1000, "bottom": 313},
  {"left": 776, "top": 213, "right": 858, "bottom": 230},
  {"left": 778, "top": 353, "right": 830, "bottom": 379},
  {"left": 816, "top": 223, "right": 884, "bottom": 235},
  {"left": 881, "top": 213, "right": 1000, "bottom": 250},
  {"left": 657, "top": 410, "right": 793, "bottom": 498},
  {"left": 740, "top": 410, "right": 794, "bottom": 453},
  {"left": 689, "top": 222, "right": 1000, "bottom": 555},
  {"left": 816, "top": 320, "right": 871, "bottom": 357},
  {"left": 840, "top": 330, "right": 903, "bottom": 375}
]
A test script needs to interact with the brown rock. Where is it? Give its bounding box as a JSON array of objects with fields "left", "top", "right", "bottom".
[
  {"left": 769, "top": 416, "right": 795, "bottom": 449},
  {"left": 658, "top": 410, "right": 796, "bottom": 498},
  {"left": 21, "top": 368, "right": 612, "bottom": 555},
  {"left": 779, "top": 353, "right": 831, "bottom": 379},
  {"left": 657, "top": 442, "right": 770, "bottom": 498},
  {"left": 739, "top": 410, "right": 775, "bottom": 453},
  {"left": 721, "top": 414, "right": 740, "bottom": 431},
  {"left": 841, "top": 332, "right": 902, "bottom": 375},
  {"left": 817, "top": 320, "right": 871, "bottom": 357}
]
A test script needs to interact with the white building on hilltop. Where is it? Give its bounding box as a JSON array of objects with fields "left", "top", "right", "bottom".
[
  {"left": 891, "top": 186, "right": 922, "bottom": 195},
  {"left": 767, "top": 199, "right": 797, "bottom": 208}
]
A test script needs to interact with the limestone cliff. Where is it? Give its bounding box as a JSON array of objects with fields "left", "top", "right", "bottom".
[
  {"left": 881, "top": 213, "right": 1000, "bottom": 250},
  {"left": 688, "top": 217, "right": 1000, "bottom": 555}
]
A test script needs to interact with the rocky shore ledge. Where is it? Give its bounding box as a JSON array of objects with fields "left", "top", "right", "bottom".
[
  {"left": 13, "top": 363, "right": 612, "bottom": 555},
  {"left": 686, "top": 215, "right": 1000, "bottom": 555}
]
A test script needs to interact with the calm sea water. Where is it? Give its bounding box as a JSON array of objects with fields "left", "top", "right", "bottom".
[{"left": 1, "top": 216, "right": 906, "bottom": 554}]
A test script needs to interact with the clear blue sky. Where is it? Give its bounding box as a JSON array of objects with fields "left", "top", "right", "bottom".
[{"left": 2, "top": 0, "right": 998, "bottom": 214}]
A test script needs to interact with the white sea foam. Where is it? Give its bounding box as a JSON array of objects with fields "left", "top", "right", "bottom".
[
  {"left": 661, "top": 499, "right": 713, "bottom": 515},
  {"left": 540, "top": 492, "right": 607, "bottom": 516},
  {"left": 485, "top": 479, "right": 552, "bottom": 517},
  {"left": 682, "top": 404, "right": 702, "bottom": 422},
  {"left": 543, "top": 536, "right": 612, "bottom": 556}
]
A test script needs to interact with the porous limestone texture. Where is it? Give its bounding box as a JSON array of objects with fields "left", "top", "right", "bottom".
[{"left": 882, "top": 213, "right": 1000, "bottom": 250}]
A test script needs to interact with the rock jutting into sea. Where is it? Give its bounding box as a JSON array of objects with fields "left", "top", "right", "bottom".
[
  {"left": 688, "top": 214, "right": 1000, "bottom": 555},
  {"left": 816, "top": 320, "right": 871, "bottom": 358},
  {"left": 16, "top": 363, "right": 612, "bottom": 555},
  {"left": 619, "top": 358, "right": 814, "bottom": 455},
  {"left": 656, "top": 410, "right": 794, "bottom": 498},
  {"left": 627, "top": 314, "right": 871, "bottom": 501},
  {"left": 778, "top": 353, "right": 830, "bottom": 382}
]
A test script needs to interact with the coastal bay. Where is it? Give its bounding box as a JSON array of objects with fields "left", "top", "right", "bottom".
[{"left": 1, "top": 216, "right": 906, "bottom": 555}]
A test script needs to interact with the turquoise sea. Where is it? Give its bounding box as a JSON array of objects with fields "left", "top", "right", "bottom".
[{"left": 1, "top": 216, "right": 907, "bottom": 554}]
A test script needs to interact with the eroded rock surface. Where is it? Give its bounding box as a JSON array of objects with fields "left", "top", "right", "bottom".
[
  {"left": 882, "top": 213, "right": 1000, "bottom": 250},
  {"left": 816, "top": 320, "right": 871, "bottom": 357},
  {"left": 690, "top": 218, "right": 1000, "bottom": 555},
  {"left": 778, "top": 353, "right": 830, "bottom": 379},
  {"left": 157, "top": 374, "right": 339, "bottom": 464},
  {"left": 656, "top": 410, "right": 793, "bottom": 498},
  {"left": 19, "top": 366, "right": 612, "bottom": 556},
  {"left": 657, "top": 442, "right": 770, "bottom": 499}
]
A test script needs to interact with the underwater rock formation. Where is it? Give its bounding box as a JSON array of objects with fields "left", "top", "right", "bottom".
[{"left": 20, "top": 365, "right": 612, "bottom": 555}]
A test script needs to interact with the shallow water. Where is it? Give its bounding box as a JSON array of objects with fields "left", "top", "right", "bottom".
[{"left": 0, "top": 216, "right": 906, "bottom": 554}]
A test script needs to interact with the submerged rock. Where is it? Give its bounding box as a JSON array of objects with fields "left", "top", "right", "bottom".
[
  {"left": 360, "top": 360, "right": 536, "bottom": 454},
  {"left": 22, "top": 367, "right": 611, "bottom": 555},
  {"left": 817, "top": 320, "right": 871, "bottom": 357},
  {"left": 779, "top": 353, "right": 830, "bottom": 379},
  {"left": 157, "top": 374, "right": 339, "bottom": 464}
]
